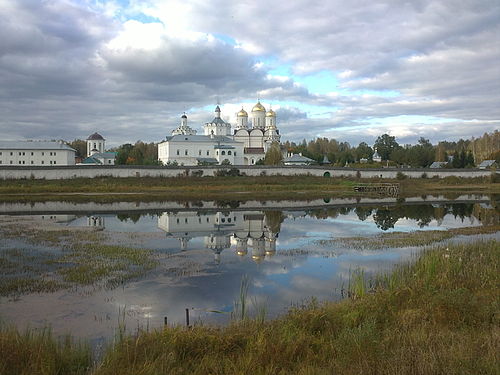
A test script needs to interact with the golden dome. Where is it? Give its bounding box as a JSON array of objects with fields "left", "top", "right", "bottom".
[
  {"left": 237, "top": 108, "right": 248, "bottom": 117},
  {"left": 252, "top": 255, "right": 264, "bottom": 263},
  {"left": 266, "top": 109, "right": 275, "bottom": 117},
  {"left": 252, "top": 101, "right": 266, "bottom": 112}
]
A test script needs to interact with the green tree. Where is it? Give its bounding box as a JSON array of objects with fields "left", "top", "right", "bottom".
[
  {"left": 374, "top": 134, "right": 399, "bottom": 161},
  {"left": 264, "top": 143, "right": 283, "bottom": 165},
  {"left": 354, "top": 142, "right": 374, "bottom": 161},
  {"left": 68, "top": 139, "right": 87, "bottom": 158}
]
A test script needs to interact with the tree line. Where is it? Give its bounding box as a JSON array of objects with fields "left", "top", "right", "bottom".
[
  {"left": 281, "top": 130, "right": 499, "bottom": 168},
  {"left": 67, "top": 130, "right": 498, "bottom": 168}
]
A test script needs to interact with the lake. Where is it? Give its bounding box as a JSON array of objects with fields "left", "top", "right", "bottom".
[{"left": 0, "top": 194, "right": 498, "bottom": 349}]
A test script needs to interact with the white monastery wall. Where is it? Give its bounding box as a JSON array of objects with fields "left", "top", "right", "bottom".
[{"left": 0, "top": 165, "right": 495, "bottom": 181}]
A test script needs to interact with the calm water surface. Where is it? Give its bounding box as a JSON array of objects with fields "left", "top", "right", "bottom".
[{"left": 0, "top": 196, "right": 498, "bottom": 348}]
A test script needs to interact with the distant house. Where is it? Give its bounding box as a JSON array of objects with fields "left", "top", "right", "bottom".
[
  {"left": 372, "top": 149, "right": 382, "bottom": 163},
  {"left": 478, "top": 160, "right": 497, "bottom": 169},
  {"left": 283, "top": 153, "right": 315, "bottom": 166},
  {"left": 81, "top": 152, "right": 117, "bottom": 165},
  {"left": 429, "top": 161, "right": 448, "bottom": 169},
  {"left": 359, "top": 158, "right": 368, "bottom": 164},
  {"left": 321, "top": 155, "right": 330, "bottom": 164}
]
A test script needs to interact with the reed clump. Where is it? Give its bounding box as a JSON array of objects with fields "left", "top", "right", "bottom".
[{"left": 0, "top": 325, "right": 91, "bottom": 375}]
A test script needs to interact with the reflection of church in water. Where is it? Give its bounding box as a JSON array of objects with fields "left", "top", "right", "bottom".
[{"left": 158, "top": 211, "right": 279, "bottom": 263}]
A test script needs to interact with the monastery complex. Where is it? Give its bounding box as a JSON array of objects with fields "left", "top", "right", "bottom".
[{"left": 158, "top": 101, "right": 281, "bottom": 166}]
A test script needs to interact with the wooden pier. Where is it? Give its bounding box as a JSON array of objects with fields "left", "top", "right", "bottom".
[{"left": 353, "top": 183, "right": 400, "bottom": 196}]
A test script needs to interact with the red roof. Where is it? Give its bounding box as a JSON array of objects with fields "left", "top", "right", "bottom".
[{"left": 244, "top": 147, "right": 265, "bottom": 154}]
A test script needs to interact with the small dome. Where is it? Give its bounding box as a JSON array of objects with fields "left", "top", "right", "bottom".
[
  {"left": 87, "top": 132, "right": 104, "bottom": 140},
  {"left": 181, "top": 114, "right": 187, "bottom": 119},
  {"left": 266, "top": 109, "right": 276, "bottom": 117},
  {"left": 252, "top": 101, "right": 265, "bottom": 112},
  {"left": 215, "top": 105, "right": 221, "bottom": 112},
  {"left": 237, "top": 107, "right": 248, "bottom": 117}
]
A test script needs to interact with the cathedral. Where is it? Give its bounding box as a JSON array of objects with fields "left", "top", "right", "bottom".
[{"left": 158, "top": 101, "right": 281, "bottom": 166}]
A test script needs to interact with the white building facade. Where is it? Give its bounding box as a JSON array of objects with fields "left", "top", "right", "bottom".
[
  {"left": 0, "top": 141, "right": 76, "bottom": 166},
  {"left": 158, "top": 101, "right": 281, "bottom": 166}
]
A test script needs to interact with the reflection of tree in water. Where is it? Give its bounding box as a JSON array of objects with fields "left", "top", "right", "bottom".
[
  {"left": 355, "top": 207, "right": 373, "bottom": 221},
  {"left": 450, "top": 203, "right": 474, "bottom": 222},
  {"left": 373, "top": 209, "right": 399, "bottom": 230},
  {"left": 264, "top": 210, "right": 285, "bottom": 233},
  {"left": 371, "top": 203, "right": 480, "bottom": 230},
  {"left": 116, "top": 213, "right": 142, "bottom": 223},
  {"left": 306, "top": 207, "right": 352, "bottom": 220}
]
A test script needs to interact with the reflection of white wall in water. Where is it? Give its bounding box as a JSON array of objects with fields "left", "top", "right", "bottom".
[
  {"left": 157, "top": 211, "right": 278, "bottom": 262},
  {"left": 38, "top": 214, "right": 76, "bottom": 223},
  {"left": 87, "top": 216, "right": 105, "bottom": 227},
  {"left": 158, "top": 211, "right": 245, "bottom": 235}
]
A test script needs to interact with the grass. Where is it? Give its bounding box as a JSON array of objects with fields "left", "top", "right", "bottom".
[
  {"left": 317, "top": 224, "right": 500, "bottom": 249},
  {"left": 0, "top": 325, "right": 91, "bottom": 375},
  {"left": 0, "top": 175, "right": 498, "bottom": 202},
  {"left": 2, "top": 239, "right": 497, "bottom": 374}
]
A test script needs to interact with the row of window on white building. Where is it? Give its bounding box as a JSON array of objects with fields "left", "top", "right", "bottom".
[{"left": 175, "top": 150, "right": 236, "bottom": 156}]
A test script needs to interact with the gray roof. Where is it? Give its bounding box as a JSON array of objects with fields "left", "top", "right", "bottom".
[
  {"left": 284, "top": 154, "right": 315, "bottom": 163},
  {"left": 87, "top": 132, "right": 104, "bottom": 140},
  {"left": 0, "top": 140, "right": 76, "bottom": 151},
  {"left": 162, "top": 135, "right": 240, "bottom": 144},
  {"left": 478, "top": 160, "right": 496, "bottom": 167},
  {"left": 429, "top": 161, "right": 448, "bottom": 168},
  {"left": 207, "top": 117, "right": 230, "bottom": 125}
]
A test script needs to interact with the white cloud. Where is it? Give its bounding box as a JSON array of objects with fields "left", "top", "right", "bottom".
[{"left": 0, "top": 0, "right": 498, "bottom": 145}]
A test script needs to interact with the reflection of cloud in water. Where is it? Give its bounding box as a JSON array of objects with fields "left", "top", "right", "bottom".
[{"left": 1, "top": 200, "right": 494, "bottom": 342}]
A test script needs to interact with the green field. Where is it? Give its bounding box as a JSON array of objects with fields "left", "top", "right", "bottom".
[{"left": 0, "top": 175, "right": 498, "bottom": 202}]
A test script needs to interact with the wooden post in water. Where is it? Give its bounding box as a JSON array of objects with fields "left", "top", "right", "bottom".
[{"left": 185, "top": 308, "right": 190, "bottom": 327}]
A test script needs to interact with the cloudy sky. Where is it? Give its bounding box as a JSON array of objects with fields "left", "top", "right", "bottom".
[{"left": 0, "top": 0, "right": 498, "bottom": 147}]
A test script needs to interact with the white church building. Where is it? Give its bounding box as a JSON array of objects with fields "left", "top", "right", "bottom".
[
  {"left": 158, "top": 101, "right": 281, "bottom": 166},
  {"left": 80, "top": 132, "right": 117, "bottom": 165}
]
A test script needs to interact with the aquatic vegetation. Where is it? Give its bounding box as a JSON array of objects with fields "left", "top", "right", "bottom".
[
  {"left": 317, "top": 225, "right": 500, "bottom": 250},
  {"left": 0, "top": 229, "right": 159, "bottom": 296}
]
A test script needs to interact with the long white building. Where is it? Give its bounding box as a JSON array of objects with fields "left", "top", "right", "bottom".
[
  {"left": 158, "top": 101, "right": 281, "bottom": 166},
  {"left": 0, "top": 140, "right": 76, "bottom": 166}
]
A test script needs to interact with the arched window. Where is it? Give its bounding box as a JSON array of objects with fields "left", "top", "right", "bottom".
[
  {"left": 228, "top": 151, "right": 232, "bottom": 155},
  {"left": 221, "top": 151, "right": 226, "bottom": 155}
]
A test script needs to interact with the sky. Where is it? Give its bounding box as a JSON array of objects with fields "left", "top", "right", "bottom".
[{"left": 0, "top": 0, "right": 499, "bottom": 148}]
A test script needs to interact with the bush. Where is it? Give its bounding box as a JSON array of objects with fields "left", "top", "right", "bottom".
[
  {"left": 191, "top": 170, "right": 204, "bottom": 177},
  {"left": 421, "top": 172, "right": 428, "bottom": 179},
  {"left": 396, "top": 171, "right": 407, "bottom": 180},
  {"left": 214, "top": 168, "right": 241, "bottom": 177}
]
